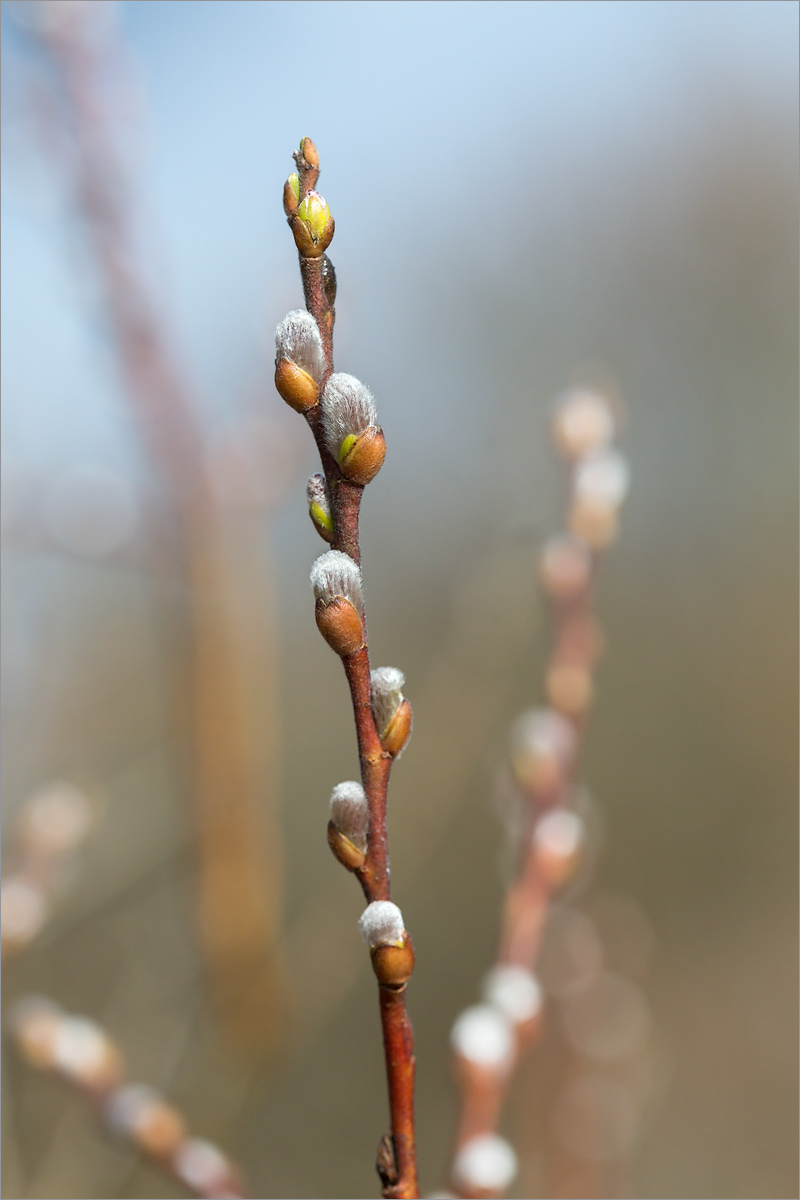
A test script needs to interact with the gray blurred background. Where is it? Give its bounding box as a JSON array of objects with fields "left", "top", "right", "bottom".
[{"left": 1, "top": 2, "right": 797, "bottom": 1197}]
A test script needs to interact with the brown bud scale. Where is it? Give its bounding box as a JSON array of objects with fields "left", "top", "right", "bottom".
[
  {"left": 300, "top": 137, "right": 320, "bottom": 169},
  {"left": 131, "top": 1102, "right": 187, "bottom": 1158},
  {"left": 327, "top": 820, "right": 366, "bottom": 872},
  {"left": 275, "top": 358, "right": 319, "bottom": 412},
  {"left": 370, "top": 934, "right": 415, "bottom": 990},
  {"left": 380, "top": 699, "right": 413, "bottom": 757},
  {"left": 340, "top": 426, "right": 386, "bottom": 486},
  {"left": 291, "top": 213, "right": 335, "bottom": 259},
  {"left": 315, "top": 597, "right": 364, "bottom": 657},
  {"left": 282, "top": 178, "right": 300, "bottom": 219}
]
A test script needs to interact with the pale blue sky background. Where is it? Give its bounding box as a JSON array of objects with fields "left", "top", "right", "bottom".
[{"left": 2, "top": 0, "right": 797, "bottom": 473}]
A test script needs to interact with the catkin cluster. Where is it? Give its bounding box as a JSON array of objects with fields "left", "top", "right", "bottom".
[{"left": 274, "top": 137, "right": 416, "bottom": 996}]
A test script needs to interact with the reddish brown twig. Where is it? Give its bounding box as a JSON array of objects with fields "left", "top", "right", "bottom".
[
  {"left": 278, "top": 138, "right": 419, "bottom": 1198},
  {"left": 448, "top": 387, "right": 629, "bottom": 1200}
]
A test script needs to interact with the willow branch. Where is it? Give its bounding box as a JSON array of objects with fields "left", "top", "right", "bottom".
[
  {"left": 448, "top": 388, "right": 629, "bottom": 1200},
  {"left": 277, "top": 137, "right": 419, "bottom": 1198}
]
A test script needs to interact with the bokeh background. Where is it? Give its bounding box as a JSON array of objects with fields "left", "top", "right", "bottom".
[{"left": 2, "top": 2, "right": 797, "bottom": 1198}]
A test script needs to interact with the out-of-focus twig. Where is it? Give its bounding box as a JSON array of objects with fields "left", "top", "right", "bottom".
[
  {"left": 447, "top": 387, "right": 630, "bottom": 1200},
  {"left": 17, "top": 0, "right": 287, "bottom": 1051},
  {"left": 276, "top": 137, "right": 419, "bottom": 1198},
  {"left": 7, "top": 996, "right": 249, "bottom": 1199},
  {"left": 1, "top": 781, "right": 96, "bottom": 962}
]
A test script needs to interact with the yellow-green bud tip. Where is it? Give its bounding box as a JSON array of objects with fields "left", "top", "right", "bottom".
[
  {"left": 338, "top": 433, "right": 358, "bottom": 465},
  {"left": 297, "top": 192, "right": 331, "bottom": 240},
  {"left": 287, "top": 173, "right": 300, "bottom": 202},
  {"left": 310, "top": 501, "right": 334, "bottom": 534}
]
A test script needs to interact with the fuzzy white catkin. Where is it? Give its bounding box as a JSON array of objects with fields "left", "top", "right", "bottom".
[
  {"left": 370, "top": 667, "right": 405, "bottom": 736},
  {"left": 359, "top": 900, "right": 405, "bottom": 948},
  {"left": 330, "top": 781, "right": 369, "bottom": 850},
  {"left": 52, "top": 1017, "right": 110, "bottom": 1078},
  {"left": 553, "top": 388, "right": 615, "bottom": 456},
  {"left": 574, "top": 449, "right": 630, "bottom": 509},
  {"left": 173, "top": 1139, "right": 230, "bottom": 1192},
  {"left": 511, "top": 707, "right": 577, "bottom": 764},
  {"left": 450, "top": 1004, "right": 514, "bottom": 1068},
  {"left": 321, "top": 373, "right": 378, "bottom": 457},
  {"left": 482, "top": 965, "right": 543, "bottom": 1025},
  {"left": 274, "top": 310, "right": 325, "bottom": 382},
  {"left": 451, "top": 1134, "right": 518, "bottom": 1193},
  {"left": 17, "top": 781, "right": 93, "bottom": 856},
  {"left": 310, "top": 550, "right": 363, "bottom": 612},
  {"left": 532, "top": 809, "right": 585, "bottom": 859}
]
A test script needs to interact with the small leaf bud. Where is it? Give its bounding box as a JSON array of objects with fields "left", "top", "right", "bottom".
[
  {"left": 310, "top": 550, "right": 364, "bottom": 656},
  {"left": 450, "top": 1004, "right": 514, "bottom": 1074},
  {"left": 292, "top": 190, "right": 334, "bottom": 258},
  {"left": 539, "top": 534, "right": 593, "bottom": 602},
  {"left": 359, "top": 900, "right": 415, "bottom": 988},
  {"left": 370, "top": 667, "right": 413, "bottom": 756},
  {"left": 299, "top": 136, "right": 320, "bottom": 169},
  {"left": 510, "top": 707, "right": 577, "bottom": 797},
  {"left": 482, "top": 965, "right": 543, "bottom": 1030},
  {"left": 552, "top": 388, "right": 615, "bottom": 461},
  {"left": 452, "top": 1134, "right": 518, "bottom": 1199},
  {"left": 52, "top": 1016, "right": 124, "bottom": 1090},
  {"left": 321, "top": 374, "right": 385, "bottom": 485},
  {"left": 274, "top": 310, "right": 325, "bottom": 412},
  {"left": 306, "top": 474, "right": 334, "bottom": 542},
  {"left": 574, "top": 449, "right": 630, "bottom": 510},
  {"left": 532, "top": 808, "right": 586, "bottom": 887},
  {"left": 106, "top": 1085, "right": 187, "bottom": 1158},
  {"left": 328, "top": 780, "right": 369, "bottom": 870},
  {"left": 283, "top": 172, "right": 301, "bottom": 218}
]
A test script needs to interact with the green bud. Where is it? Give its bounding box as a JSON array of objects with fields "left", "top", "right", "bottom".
[
  {"left": 298, "top": 192, "right": 331, "bottom": 240},
  {"left": 310, "top": 501, "right": 334, "bottom": 536},
  {"left": 283, "top": 173, "right": 301, "bottom": 218},
  {"left": 292, "top": 191, "right": 335, "bottom": 258}
]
